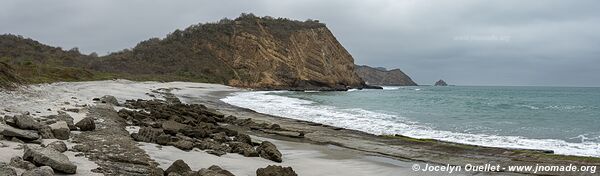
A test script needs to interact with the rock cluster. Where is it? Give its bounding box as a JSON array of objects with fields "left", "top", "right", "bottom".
[
  {"left": 1, "top": 111, "right": 97, "bottom": 174},
  {"left": 120, "top": 99, "right": 286, "bottom": 163},
  {"left": 256, "top": 165, "right": 298, "bottom": 176},
  {"left": 161, "top": 160, "right": 235, "bottom": 176}
]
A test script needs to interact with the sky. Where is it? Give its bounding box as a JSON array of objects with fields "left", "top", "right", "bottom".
[{"left": 1, "top": 0, "right": 599, "bottom": 86}]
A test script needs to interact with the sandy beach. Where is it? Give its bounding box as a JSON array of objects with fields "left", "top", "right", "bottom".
[{"left": 1, "top": 80, "right": 598, "bottom": 176}]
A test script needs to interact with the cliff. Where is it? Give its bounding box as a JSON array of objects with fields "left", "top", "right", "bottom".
[
  {"left": 93, "top": 14, "right": 365, "bottom": 90},
  {"left": 355, "top": 65, "right": 417, "bottom": 86}
]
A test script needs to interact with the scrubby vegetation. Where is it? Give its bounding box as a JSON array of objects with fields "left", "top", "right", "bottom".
[{"left": 0, "top": 13, "right": 336, "bottom": 88}]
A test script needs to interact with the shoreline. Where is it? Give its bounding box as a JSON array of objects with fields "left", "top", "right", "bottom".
[
  {"left": 1, "top": 80, "right": 598, "bottom": 175},
  {"left": 190, "top": 89, "right": 600, "bottom": 176}
]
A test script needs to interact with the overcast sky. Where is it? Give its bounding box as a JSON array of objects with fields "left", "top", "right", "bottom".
[{"left": 1, "top": 0, "right": 599, "bottom": 86}]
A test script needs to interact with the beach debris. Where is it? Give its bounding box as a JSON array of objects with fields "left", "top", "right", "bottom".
[
  {"left": 23, "top": 144, "right": 77, "bottom": 174},
  {"left": 256, "top": 165, "right": 298, "bottom": 176},
  {"left": 46, "top": 140, "right": 68, "bottom": 153},
  {"left": 164, "top": 159, "right": 191, "bottom": 176},
  {"left": 49, "top": 121, "right": 70, "bottom": 140},
  {"left": 257, "top": 141, "right": 283, "bottom": 163},
  {"left": 21, "top": 166, "right": 54, "bottom": 176},
  {"left": 75, "top": 117, "right": 96, "bottom": 131}
]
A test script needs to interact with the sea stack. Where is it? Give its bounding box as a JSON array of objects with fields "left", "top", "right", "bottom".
[{"left": 434, "top": 80, "right": 448, "bottom": 86}]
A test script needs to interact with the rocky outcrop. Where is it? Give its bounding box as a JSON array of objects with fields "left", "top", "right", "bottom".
[
  {"left": 355, "top": 65, "right": 418, "bottom": 86},
  {"left": 95, "top": 14, "right": 366, "bottom": 90},
  {"left": 434, "top": 79, "right": 448, "bottom": 86}
]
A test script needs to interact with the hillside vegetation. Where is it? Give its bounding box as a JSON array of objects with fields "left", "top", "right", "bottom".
[{"left": 1, "top": 14, "right": 367, "bottom": 90}]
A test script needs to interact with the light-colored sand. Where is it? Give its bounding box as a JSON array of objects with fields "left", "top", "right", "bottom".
[{"left": 1, "top": 80, "right": 417, "bottom": 176}]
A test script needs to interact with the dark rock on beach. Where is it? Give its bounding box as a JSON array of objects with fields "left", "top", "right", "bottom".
[
  {"left": 164, "top": 159, "right": 192, "bottom": 176},
  {"left": 75, "top": 117, "right": 96, "bottom": 131},
  {"left": 256, "top": 165, "right": 298, "bottom": 176},
  {"left": 257, "top": 141, "right": 282, "bottom": 163}
]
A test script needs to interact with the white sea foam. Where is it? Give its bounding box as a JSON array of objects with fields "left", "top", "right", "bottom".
[{"left": 221, "top": 91, "right": 600, "bottom": 157}]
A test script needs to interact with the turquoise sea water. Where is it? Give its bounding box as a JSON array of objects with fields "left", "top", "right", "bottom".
[{"left": 222, "top": 86, "right": 600, "bottom": 157}]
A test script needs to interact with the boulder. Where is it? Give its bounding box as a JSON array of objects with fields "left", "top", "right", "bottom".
[
  {"left": 256, "top": 165, "right": 298, "bottom": 176},
  {"left": 0, "top": 163, "right": 17, "bottom": 176},
  {"left": 100, "top": 95, "right": 119, "bottom": 105},
  {"left": 38, "top": 125, "right": 55, "bottom": 139},
  {"left": 49, "top": 121, "right": 70, "bottom": 140},
  {"left": 75, "top": 117, "right": 96, "bottom": 131},
  {"left": 164, "top": 160, "right": 191, "bottom": 176},
  {"left": 256, "top": 141, "right": 282, "bottom": 162},
  {"left": 1, "top": 125, "right": 40, "bottom": 140},
  {"left": 229, "top": 142, "right": 259, "bottom": 157},
  {"left": 21, "top": 166, "right": 54, "bottom": 176},
  {"left": 162, "top": 121, "right": 188, "bottom": 135},
  {"left": 169, "top": 140, "right": 194, "bottom": 151},
  {"left": 46, "top": 141, "right": 68, "bottom": 153},
  {"left": 47, "top": 112, "right": 76, "bottom": 130},
  {"left": 9, "top": 156, "right": 36, "bottom": 170},
  {"left": 13, "top": 114, "right": 43, "bottom": 130},
  {"left": 23, "top": 144, "right": 77, "bottom": 174},
  {"left": 131, "top": 127, "right": 164, "bottom": 143},
  {"left": 197, "top": 165, "right": 235, "bottom": 176}
]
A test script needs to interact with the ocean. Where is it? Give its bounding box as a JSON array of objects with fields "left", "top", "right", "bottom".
[{"left": 221, "top": 86, "right": 600, "bottom": 157}]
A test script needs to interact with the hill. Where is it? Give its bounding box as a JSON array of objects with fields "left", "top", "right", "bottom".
[
  {"left": 355, "top": 65, "right": 417, "bottom": 86},
  {"left": 92, "top": 13, "right": 365, "bottom": 90}
]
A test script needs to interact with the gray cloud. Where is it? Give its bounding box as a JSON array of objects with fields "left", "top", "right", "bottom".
[{"left": 1, "top": 0, "right": 599, "bottom": 86}]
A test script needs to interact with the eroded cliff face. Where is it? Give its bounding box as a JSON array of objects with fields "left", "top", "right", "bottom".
[
  {"left": 355, "top": 65, "right": 417, "bottom": 86},
  {"left": 225, "top": 24, "right": 363, "bottom": 90},
  {"left": 97, "top": 15, "right": 365, "bottom": 90}
]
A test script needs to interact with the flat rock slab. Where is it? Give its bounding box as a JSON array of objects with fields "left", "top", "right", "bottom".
[
  {"left": 1, "top": 124, "right": 40, "bottom": 140},
  {"left": 23, "top": 144, "right": 77, "bottom": 174},
  {"left": 71, "top": 104, "right": 157, "bottom": 176}
]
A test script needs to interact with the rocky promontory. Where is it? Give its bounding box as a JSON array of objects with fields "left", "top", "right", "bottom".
[{"left": 355, "top": 65, "right": 417, "bottom": 86}]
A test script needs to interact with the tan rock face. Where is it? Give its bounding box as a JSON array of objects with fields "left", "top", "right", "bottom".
[{"left": 224, "top": 26, "right": 363, "bottom": 89}]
